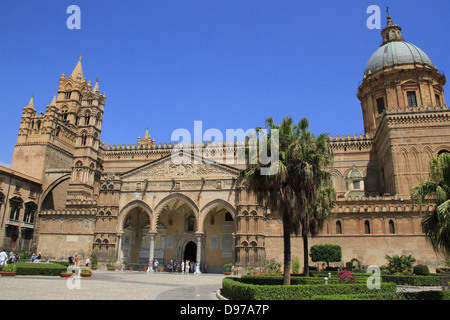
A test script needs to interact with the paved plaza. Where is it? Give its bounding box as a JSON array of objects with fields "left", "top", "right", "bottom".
[{"left": 0, "top": 270, "right": 227, "bottom": 300}]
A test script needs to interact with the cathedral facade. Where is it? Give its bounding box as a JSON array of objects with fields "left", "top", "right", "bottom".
[{"left": 1, "top": 15, "right": 448, "bottom": 272}]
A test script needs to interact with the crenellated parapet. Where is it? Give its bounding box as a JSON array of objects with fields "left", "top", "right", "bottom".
[{"left": 328, "top": 133, "right": 373, "bottom": 152}]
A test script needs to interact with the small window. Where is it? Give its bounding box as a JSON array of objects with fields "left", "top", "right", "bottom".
[
  {"left": 435, "top": 94, "right": 441, "bottom": 106},
  {"left": 353, "top": 180, "right": 361, "bottom": 190},
  {"left": 376, "top": 97, "right": 385, "bottom": 114},
  {"left": 389, "top": 220, "right": 395, "bottom": 234},
  {"left": 336, "top": 221, "right": 342, "bottom": 234},
  {"left": 85, "top": 113, "right": 90, "bottom": 125},
  {"left": 407, "top": 91, "right": 417, "bottom": 108},
  {"left": 81, "top": 133, "right": 87, "bottom": 146},
  {"left": 364, "top": 220, "right": 371, "bottom": 234},
  {"left": 64, "top": 92, "right": 71, "bottom": 99}
]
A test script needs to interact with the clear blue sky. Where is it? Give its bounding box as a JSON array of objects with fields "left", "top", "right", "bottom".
[{"left": 1, "top": 1, "right": 449, "bottom": 167}]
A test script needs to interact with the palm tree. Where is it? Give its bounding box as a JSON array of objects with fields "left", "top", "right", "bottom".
[
  {"left": 240, "top": 116, "right": 334, "bottom": 284},
  {"left": 412, "top": 152, "right": 450, "bottom": 257},
  {"left": 301, "top": 177, "right": 336, "bottom": 276}
]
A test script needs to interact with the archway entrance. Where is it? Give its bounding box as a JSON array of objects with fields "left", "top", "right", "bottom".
[
  {"left": 121, "top": 206, "right": 150, "bottom": 264},
  {"left": 183, "top": 241, "right": 197, "bottom": 263}
]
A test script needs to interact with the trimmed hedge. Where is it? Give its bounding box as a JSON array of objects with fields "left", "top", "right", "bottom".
[
  {"left": 0, "top": 262, "right": 66, "bottom": 276},
  {"left": 311, "top": 293, "right": 406, "bottom": 300},
  {"left": 243, "top": 274, "right": 441, "bottom": 286},
  {"left": 381, "top": 274, "right": 441, "bottom": 286},
  {"left": 221, "top": 277, "right": 397, "bottom": 300},
  {"left": 402, "top": 290, "right": 450, "bottom": 300},
  {"left": 241, "top": 274, "right": 370, "bottom": 285}
]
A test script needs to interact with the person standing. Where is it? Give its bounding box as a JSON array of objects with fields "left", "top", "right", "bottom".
[
  {"left": 0, "top": 249, "right": 7, "bottom": 266},
  {"left": 153, "top": 258, "right": 159, "bottom": 272},
  {"left": 181, "top": 260, "right": 185, "bottom": 275},
  {"left": 147, "top": 259, "right": 152, "bottom": 274},
  {"left": 185, "top": 260, "right": 190, "bottom": 275}
]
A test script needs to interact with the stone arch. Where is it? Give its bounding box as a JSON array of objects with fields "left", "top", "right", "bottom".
[
  {"left": 200, "top": 199, "right": 236, "bottom": 233},
  {"left": 118, "top": 200, "right": 153, "bottom": 233},
  {"left": 435, "top": 145, "right": 450, "bottom": 156},
  {"left": 40, "top": 174, "right": 71, "bottom": 211},
  {"left": 154, "top": 193, "right": 199, "bottom": 229}
]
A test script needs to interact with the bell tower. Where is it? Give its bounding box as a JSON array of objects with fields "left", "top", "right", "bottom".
[{"left": 66, "top": 73, "right": 105, "bottom": 204}]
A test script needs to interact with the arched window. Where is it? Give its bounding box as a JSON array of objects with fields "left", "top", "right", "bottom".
[
  {"left": 389, "top": 220, "right": 395, "bottom": 234},
  {"left": 9, "top": 197, "right": 23, "bottom": 221},
  {"left": 336, "top": 221, "right": 342, "bottom": 234},
  {"left": 84, "top": 112, "right": 90, "bottom": 125},
  {"left": 23, "top": 202, "right": 37, "bottom": 224},
  {"left": 186, "top": 214, "right": 195, "bottom": 232},
  {"left": 364, "top": 220, "right": 371, "bottom": 234},
  {"left": 81, "top": 132, "right": 87, "bottom": 146}
]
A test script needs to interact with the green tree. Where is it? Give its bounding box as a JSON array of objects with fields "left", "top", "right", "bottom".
[
  {"left": 310, "top": 244, "right": 342, "bottom": 269},
  {"left": 240, "top": 116, "right": 335, "bottom": 284},
  {"left": 412, "top": 152, "right": 450, "bottom": 257}
]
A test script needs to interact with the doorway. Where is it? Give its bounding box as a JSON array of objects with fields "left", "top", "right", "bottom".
[{"left": 183, "top": 241, "right": 197, "bottom": 262}]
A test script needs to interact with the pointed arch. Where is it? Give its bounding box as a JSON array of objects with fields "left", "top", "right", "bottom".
[{"left": 118, "top": 200, "right": 153, "bottom": 233}]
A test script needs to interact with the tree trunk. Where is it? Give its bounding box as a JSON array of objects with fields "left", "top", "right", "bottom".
[
  {"left": 303, "top": 234, "right": 309, "bottom": 277},
  {"left": 282, "top": 210, "right": 291, "bottom": 285}
]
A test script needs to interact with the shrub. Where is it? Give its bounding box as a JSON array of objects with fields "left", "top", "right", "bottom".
[
  {"left": 292, "top": 257, "right": 300, "bottom": 273},
  {"left": 223, "top": 263, "right": 233, "bottom": 272},
  {"left": 264, "top": 259, "right": 281, "bottom": 275},
  {"left": 413, "top": 264, "right": 430, "bottom": 276},
  {"left": 2, "top": 264, "right": 17, "bottom": 272},
  {"left": 384, "top": 254, "right": 416, "bottom": 275},
  {"left": 338, "top": 270, "right": 357, "bottom": 284}
]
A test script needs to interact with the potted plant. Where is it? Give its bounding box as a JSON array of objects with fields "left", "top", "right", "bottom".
[
  {"left": 90, "top": 253, "right": 98, "bottom": 270},
  {"left": 0, "top": 264, "right": 17, "bottom": 276},
  {"left": 80, "top": 269, "right": 92, "bottom": 277},
  {"left": 245, "top": 266, "right": 253, "bottom": 275},
  {"left": 107, "top": 256, "right": 116, "bottom": 271},
  {"left": 60, "top": 269, "right": 75, "bottom": 277},
  {"left": 223, "top": 263, "right": 233, "bottom": 275}
]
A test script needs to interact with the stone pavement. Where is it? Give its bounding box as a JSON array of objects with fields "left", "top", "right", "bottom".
[{"left": 0, "top": 270, "right": 226, "bottom": 300}]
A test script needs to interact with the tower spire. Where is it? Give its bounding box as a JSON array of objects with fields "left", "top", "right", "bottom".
[{"left": 70, "top": 55, "right": 84, "bottom": 80}]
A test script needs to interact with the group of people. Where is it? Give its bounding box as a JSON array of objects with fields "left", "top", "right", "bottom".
[
  {"left": 68, "top": 254, "right": 90, "bottom": 267},
  {"left": 147, "top": 258, "right": 201, "bottom": 274},
  {"left": 0, "top": 250, "right": 47, "bottom": 265}
]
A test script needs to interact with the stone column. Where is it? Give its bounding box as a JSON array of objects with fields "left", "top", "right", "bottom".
[
  {"left": 148, "top": 232, "right": 156, "bottom": 271},
  {"left": 117, "top": 234, "right": 122, "bottom": 262},
  {"left": 195, "top": 234, "right": 202, "bottom": 273}
]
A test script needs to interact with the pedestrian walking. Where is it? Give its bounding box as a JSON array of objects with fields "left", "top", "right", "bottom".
[
  {"left": 181, "top": 260, "right": 185, "bottom": 274},
  {"left": 153, "top": 258, "right": 159, "bottom": 272}
]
